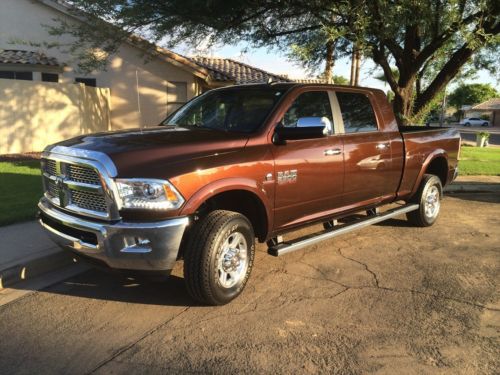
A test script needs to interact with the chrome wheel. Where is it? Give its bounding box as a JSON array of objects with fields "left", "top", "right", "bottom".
[
  {"left": 424, "top": 185, "right": 440, "bottom": 219},
  {"left": 217, "top": 232, "right": 248, "bottom": 289}
]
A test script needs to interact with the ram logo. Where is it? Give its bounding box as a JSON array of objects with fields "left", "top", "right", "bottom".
[{"left": 277, "top": 169, "right": 297, "bottom": 184}]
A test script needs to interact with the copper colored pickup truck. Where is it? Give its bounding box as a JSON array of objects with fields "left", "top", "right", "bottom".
[{"left": 38, "top": 83, "right": 460, "bottom": 305}]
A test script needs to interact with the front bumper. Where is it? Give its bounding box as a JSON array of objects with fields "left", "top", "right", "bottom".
[{"left": 38, "top": 198, "right": 189, "bottom": 273}]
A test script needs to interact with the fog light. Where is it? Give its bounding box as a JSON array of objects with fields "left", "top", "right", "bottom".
[{"left": 121, "top": 236, "right": 152, "bottom": 253}]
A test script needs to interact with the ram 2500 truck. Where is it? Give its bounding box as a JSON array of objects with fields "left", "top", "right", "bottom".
[{"left": 38, "top": 83, "right": 460, "bottom": 305}]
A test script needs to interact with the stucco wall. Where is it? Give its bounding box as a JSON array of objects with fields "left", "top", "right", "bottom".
[
  {"left": 0, "top": 0, "right": 200, "bottom": 132},
  {"left": 0, "top": 79, "right": 110, "bottom": 154}
]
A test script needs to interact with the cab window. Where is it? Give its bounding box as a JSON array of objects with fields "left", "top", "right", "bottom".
[
  {"left": 281, "top": 91, "right": 333, "bottom": 133},
  {"left": 336, "top": 92, "right": 378, "bottom": 133}
]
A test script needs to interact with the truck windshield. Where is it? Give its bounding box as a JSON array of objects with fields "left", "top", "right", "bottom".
[{"left": 163, "top": 88, "right": 285, "bottom": 133}]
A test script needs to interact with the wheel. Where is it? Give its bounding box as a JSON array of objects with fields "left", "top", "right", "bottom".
[
  {"left": 465, "top": 122, "right": 471, "bottom": 127},
  {"left": 406, "top": 174, "right": 442, "bottom": 227},
  {"left": 482, "top": 122, "right": 488, "bottom": 127},
  {"left": 183, "top": 210, "right": 255, "bottom": 305}
]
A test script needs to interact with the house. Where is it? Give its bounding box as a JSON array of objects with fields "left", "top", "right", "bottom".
[
  {"left": 0, "top": 0, "right": 289, "bottom": 133},
  {"left": 464, "top": 98, "right": 500, "bottom": 127}
]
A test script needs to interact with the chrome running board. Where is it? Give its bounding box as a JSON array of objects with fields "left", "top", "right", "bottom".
[{"left": 267, "top": 204, "right": 419, "bottom": 257}]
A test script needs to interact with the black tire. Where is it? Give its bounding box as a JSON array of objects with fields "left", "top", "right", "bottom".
[
  {"left": 465, "top": 122, "right": 471, "bottom": 127},
  {"left": 183, "top": 210, "right": 255, "bottom": 305},
  {"left": 406, "top": 174, "right": 443, "bottom": 227},
  {"left": 482, "top": 122, "right": 488, "bottom": 127}
]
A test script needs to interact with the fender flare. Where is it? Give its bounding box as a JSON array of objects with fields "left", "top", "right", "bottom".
[
  {"left": 179, "top": 177, "right": 273, "bottom": 235},
  {"left": 410, "top": 149, "right": 449, "bottom": 197}
]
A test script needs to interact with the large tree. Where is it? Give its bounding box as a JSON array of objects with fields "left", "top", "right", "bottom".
[
  {"left": 448, "top": 83, "right": 499, "bottom": 109},
  {"left": 51, "top": 0, "right": 499, "bottom": 124}
]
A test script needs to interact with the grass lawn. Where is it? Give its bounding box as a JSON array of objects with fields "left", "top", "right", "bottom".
[
  {"left": 459, "top": 146, "right": 500, "bottom": 176},
  {"left": 0, "top": 161, "right": 43, "bottom": 226}
]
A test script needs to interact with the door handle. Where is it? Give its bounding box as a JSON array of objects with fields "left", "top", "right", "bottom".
[
  {"left": 324, "top": 148, "right": 342, "bottom": 156},
  {"left": 376, "top": 143, "right": 390, "bottom": 150}
]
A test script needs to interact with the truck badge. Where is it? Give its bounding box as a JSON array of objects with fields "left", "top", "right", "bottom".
[{"left": 277, "top": 170, "right": 297, "bottom": 184}]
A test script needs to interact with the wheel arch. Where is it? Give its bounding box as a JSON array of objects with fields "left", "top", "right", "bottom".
[
  {"left": 180, "top": 178, "right": 272, "bottom": 242},
  {"left": 410, "top": 150, "right": 449, "bottom": 197}
]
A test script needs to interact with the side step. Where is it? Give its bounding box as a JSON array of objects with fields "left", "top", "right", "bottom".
[{"left": 267, "top": 204, "right": 419, "bottom": 257}]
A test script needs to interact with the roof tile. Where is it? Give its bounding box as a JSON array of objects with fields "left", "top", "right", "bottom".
[
  {"left": 190, "top": 57, "right": 290, "bottom": 84},
  {"left": 0, "top": 49, "right": 60, "bottom": 66}
]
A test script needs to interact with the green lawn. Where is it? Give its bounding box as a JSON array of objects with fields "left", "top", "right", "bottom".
[
  {"left": 459, "top": 146, "right": 500, "bottom": 176},
  {"left": 0, "top": 161, "right": 43, "bottom": 226}
]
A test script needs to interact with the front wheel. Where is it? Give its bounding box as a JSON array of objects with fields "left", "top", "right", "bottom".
[
  {"left": 183, "top": 210, "right": 255, "bottom": 305},
  {"left": 406, "top": 174, "right": 443, "bottom": 227}
]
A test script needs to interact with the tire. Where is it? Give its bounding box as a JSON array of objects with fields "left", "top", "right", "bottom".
[
  {"left": 183, "top": 210, "right": 255, "bottom": 305},
  {"left": 465, "top": 122, "right": 470, "bottom": 127},
  {"left": 406, "top": 174, "right": 442, "bottom": 227},
  {"left": 482, "top": 122, "right": 488, "bottom": 127}
]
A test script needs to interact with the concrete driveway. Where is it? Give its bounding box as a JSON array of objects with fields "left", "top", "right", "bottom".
[{"left": 0, "top": 192, "right": 498, "bottom": 374}]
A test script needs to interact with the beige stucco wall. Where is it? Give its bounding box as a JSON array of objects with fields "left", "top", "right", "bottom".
[
  {"left": 0, "top": 0, "right": 200, "bottom": 133},
  {"left": 0, "top": 79, "right": 110, "bottom": 154}
]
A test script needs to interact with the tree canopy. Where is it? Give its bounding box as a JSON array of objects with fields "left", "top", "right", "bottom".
[
  {"left": 448, "top": 83, "right": 499, "bottom": 109},
  {"left": 51, "top": 0, "right": 499, "bottom": 124}
]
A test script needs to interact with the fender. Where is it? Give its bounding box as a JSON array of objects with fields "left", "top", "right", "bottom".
[
  {"left": 410, "top": 149, "right": 448, "bottom": 197},
  {"left": 179, "top": 177, "right": 274, "bottom": 235}
]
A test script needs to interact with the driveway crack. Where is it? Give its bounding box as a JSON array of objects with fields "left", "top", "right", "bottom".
[{"left": 86, "top": 306, "right": 190, "bottom": 374}]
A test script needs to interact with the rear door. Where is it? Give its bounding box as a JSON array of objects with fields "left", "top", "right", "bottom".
[
  {"left": 272, "top": 90, "right": 344, "bottom": 229},
  {"left": 334, "top": 91, "right": 395, "bottom": 206}
]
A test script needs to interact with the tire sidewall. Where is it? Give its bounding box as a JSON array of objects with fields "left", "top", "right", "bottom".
[
  {"left": 208, "top": 216, "right": 255, "bottom": 304},
  {"left": 418, "top": 176, "right": 442, "bottom": 226}
]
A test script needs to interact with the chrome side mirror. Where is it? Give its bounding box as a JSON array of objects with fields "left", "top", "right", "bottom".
[{"left": 297, "top": 117, "right": 332, "bottom": 135}]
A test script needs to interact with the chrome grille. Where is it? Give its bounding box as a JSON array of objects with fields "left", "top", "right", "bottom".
[
  {"left": 47, "top": 179, "right": 59, "bottom": 198},
  {"left": 42, "top": 157, "right": 111, "bottom": 218},
  {"left": 45, "top": 159, "right": 57, "bottom": 176},
  {"left": 70, "top": 190, "right": 107, "bottom": 212},
  {"left": 67, "top": 164, "right": 101, "bottom": 185}
]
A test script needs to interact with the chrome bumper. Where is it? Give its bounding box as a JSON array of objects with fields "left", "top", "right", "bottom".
[{"left": 38, "top": 198, "right": 189, "bottom": 272}]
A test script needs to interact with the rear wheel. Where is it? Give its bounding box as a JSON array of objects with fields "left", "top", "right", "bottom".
[
  {"left": 482, "top": 122, "right": 488, "bottom": 127},
  {"left": 183, "top": 210, "right": 255, "bottom": 305},
  {"left": 465, "top": 122, "right": 471, "bottom": 127},
  {"left": 406, "top": 174, "right": 442, "bottom": 227}
]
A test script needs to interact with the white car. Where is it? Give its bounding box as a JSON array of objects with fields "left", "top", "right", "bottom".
[{"left": 460, "top": 117, "right": 489, "bottom": 127}]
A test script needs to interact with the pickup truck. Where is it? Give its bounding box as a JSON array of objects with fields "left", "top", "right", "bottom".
[{"left": 38, "top": 83, "right": 460, "bottom": 305}]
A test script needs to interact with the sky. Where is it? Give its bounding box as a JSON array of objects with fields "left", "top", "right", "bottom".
[{"left": 179, "top": 42, "right": 499, "bottom": 93}]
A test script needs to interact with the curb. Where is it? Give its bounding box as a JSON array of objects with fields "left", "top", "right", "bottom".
[
  {"left": 0, "top": 248, "right": 75, "bottom": 290},
  {"left": 444, "top": 184, "right": 500, "bottom": 194}
]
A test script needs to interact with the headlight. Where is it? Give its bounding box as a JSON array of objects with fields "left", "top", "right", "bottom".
[{"left": 115, "top": 179, "right": 184, "bottom": 210}]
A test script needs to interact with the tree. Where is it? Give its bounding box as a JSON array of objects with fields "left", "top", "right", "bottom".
[
  {"left": 448, "top": 83, "right": 499, "bottom": 109},
  {"left": 49, "top": 0, "right": 500, "bottom": 124}
]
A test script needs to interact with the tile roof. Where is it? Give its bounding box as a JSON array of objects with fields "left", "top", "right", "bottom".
[
  {"left": 0, "top": 49, "right": 60, "bottom": 66},
  {"left": 190, "top": 57, "right": 290, "bottom": 84},
  {"left": 472, "top": 98, "right": 500, "bottom": 110}
]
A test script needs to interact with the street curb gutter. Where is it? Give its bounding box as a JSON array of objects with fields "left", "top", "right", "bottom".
[
  {"left": 444, "top": 183, "right": 500, "bottom": 193},
  {"left": 0, "top": 249, "right": 74, "bottom": 290}
]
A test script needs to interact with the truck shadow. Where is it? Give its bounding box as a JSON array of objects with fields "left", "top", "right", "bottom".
[{"left": 42, "top": 267, "right": 204, "bottom": 307}]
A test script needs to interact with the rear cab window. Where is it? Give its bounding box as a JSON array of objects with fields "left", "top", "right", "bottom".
[{"left": 336, "top": 92, "right": 378, "bottom": 133}]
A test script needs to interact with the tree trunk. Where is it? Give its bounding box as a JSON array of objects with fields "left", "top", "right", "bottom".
[
  {"left": 350, "top": 46, "right": 357, "bottom": 85},
  {"left": 354, "top": 49, "right": 361, "bottom": 86},
  {"left": 324, "top": 40, "right": 335, "bottom": 83},
  {"left": 392, "top": 84, "right": 415, "bottom": 125}
]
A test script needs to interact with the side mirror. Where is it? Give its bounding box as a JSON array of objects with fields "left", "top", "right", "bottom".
[{"left": 272, "top": 117, "right": 330, "bottom": 145}]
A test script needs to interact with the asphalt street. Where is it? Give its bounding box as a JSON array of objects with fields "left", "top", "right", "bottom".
[{"left": 0, "top": 193, "right": 499, "bottom": 374}]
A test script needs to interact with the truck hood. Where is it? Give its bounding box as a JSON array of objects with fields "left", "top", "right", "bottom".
[{"left": 53, "top": 126, "right": 249, "bottom": 177}]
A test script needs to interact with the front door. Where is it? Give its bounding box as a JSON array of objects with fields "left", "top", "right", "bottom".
[{"left": 272, "top": 90, "right": 344, "bottom": 229}]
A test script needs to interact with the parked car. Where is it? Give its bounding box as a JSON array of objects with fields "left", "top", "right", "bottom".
[
  {"left": 38, "top": 83, "right": 460, "bottom": 305},
  {"left": 460, "top": 117, "right": 489, "bottom": 127}
]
